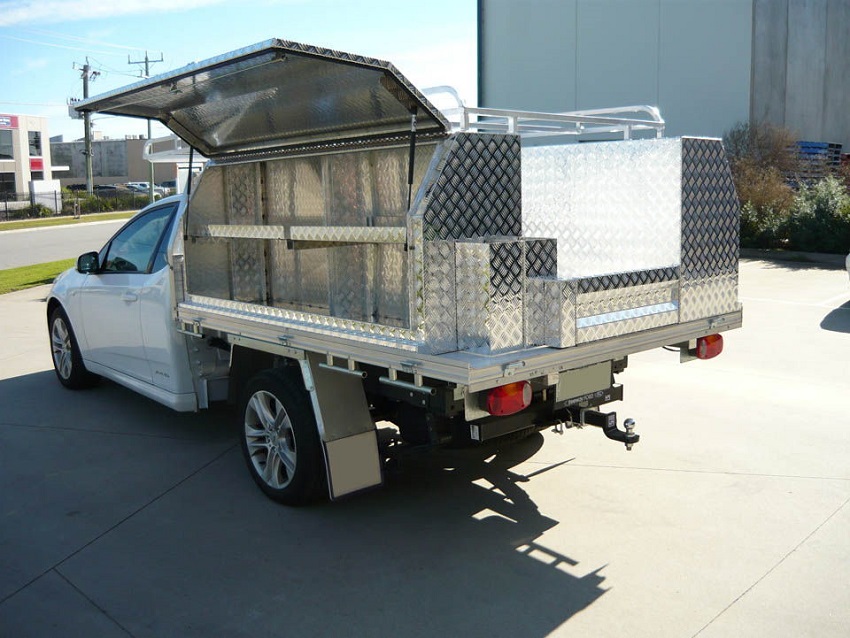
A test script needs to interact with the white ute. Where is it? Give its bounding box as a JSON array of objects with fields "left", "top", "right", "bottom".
[{"left": 48, "top": 40, "right": 743, "bottom": 505}]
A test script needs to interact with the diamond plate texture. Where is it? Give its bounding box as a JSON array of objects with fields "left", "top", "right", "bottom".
[
  {"left": 576, "top": 308, "right": 680, "bottom": 344},
  {"left": 525, "top": 238, "right": 558, "bottom": 277},
  {"left": 575, "top": 267, "right": 679, "bottom": 293},
  {"left": 225, "top": 164, "right": 265, "bottom": 302},
  {"left": 680, "top": 274, "right": 740, "bottom": 323},
  {"left": 330, "top": 246, "right": 369, "bottom": 321},
  {"left": 266, "top": 156, "right": 325, "bottom": 223},
  {"left": 185, "top": 240, "right": 231, "bottom": 299},
  {"left": 89, "top": 39, "right": 450, "bottom": 158},
  {"left": 525, "top": 277, "right": 576, "bottom": 348},
  {"left": 184, "top": 295, "right": 418, "bottom": 349},
  {"left": 679, "top": 137, "right": 741, "bottom": 322},
  {"left": 576, "top": 281, "right": 679, "bottom": 322},
  {"left": 421, "top": 240, "right": 458, "bottom": 354},
  {"left": 288, "top": 226, "right": 406, "bottom": 243},
  {"left": 183, "top": 130, "right": 740, "bottom": 353},
  {"left": 186, "top": 165, "right": 226, "bottom": 228},
  {"left": 455, "top": 239, "right": 525, "bottom": 354},
  {"left": 422, "top": 133, "right": 522, "bottom": 240},
  {"left": 297, "top": 249, "right": 332, "bottom": 314},
  {"left": 375, "top": 244, "right": 408, "bottom": 327},
  {"left": 196, "top": 225, "right": 288, "bottom": 239},
  {"left": 188, "top": 145, "right": 434, "bottom": 327},
  {"left": 229, "top": 239, "right": 265, "bottom": 303},
  {"left": 265, "top": 155, "right": 329, "bottom": 314},
  {"left": 522, "top": 138, "right": 682, "bottom": 279},
  {"left": 226, "top": 164, "right": 260, "bottom": 224}
]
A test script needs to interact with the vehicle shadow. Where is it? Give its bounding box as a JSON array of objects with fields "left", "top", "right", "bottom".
[
  {"left": 1, "top": 371, "right": 606, "bottom": 636},
  {"left": 820, "top": 300, "right": 850, "bottom": 333},
  {"left": 741, "top": 253, "right": 845, "bottom": 272},
  {"left": 0, "top": 369, "right": 235, "bottom": 442},
  {"left": 323, "top": 435, "right": 610, "bottom": 634}
]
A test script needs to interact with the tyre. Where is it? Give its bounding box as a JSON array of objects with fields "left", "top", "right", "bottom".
[
  {"left": 49, "top": 307, "right": 99, "bottom": 389},
  {"left": 239, "top": 368, "right": 326, "bottom": 505}
]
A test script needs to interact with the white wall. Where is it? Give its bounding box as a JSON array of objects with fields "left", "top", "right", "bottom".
[{"left": 479, "top": 0, "right": 753, "bottom": 140}]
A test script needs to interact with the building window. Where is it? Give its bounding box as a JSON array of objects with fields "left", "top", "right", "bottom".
[
  {"left": 0, "top": 172, "right": 15, "bottom": 194},
  {"left": 0, "top": 130, "right": 12, "bottom": 160},
  {"left": 31, "top": 171, "right": 44, "bottom": 181},
  {"left": 28, "top": 131, "right": 42, "bottom": 157}
]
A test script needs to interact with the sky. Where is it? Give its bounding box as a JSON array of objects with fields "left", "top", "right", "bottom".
[{"left": 0, "top": 0, "right": 478, "bottom": 142}]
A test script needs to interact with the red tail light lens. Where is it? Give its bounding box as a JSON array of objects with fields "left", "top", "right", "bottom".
[
  {"left": 696, "top": 334, "right": 723, "bottom": 360},
  {"left": 486, "top": 381, "right": 532, "bottom": 416}
]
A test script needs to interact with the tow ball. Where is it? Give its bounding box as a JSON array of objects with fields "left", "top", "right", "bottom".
[{"left": 556, "top": 408, "right": 640, "bottom": 450}]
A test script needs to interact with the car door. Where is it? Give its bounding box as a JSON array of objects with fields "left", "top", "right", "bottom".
[{"left": 78, "top": 204, "right": 177, "bottom": 383}]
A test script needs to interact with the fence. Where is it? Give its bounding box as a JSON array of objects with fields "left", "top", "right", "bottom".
[
  {"left": 0, "top": 190, "right": 160, "bottom": 221},
  {"left": 794, "top": 141, "right": 843, "bottom": 183}
]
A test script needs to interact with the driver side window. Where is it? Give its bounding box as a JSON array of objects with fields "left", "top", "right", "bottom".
[{"left": 102, "top": 205, "right": 175, "bottom": 274}]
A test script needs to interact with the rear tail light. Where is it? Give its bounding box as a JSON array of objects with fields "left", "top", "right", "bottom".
[
  {"left": 486, "top": 381, "right": 532, "bottom": 416},
  {"left": 696, "top": 334, "right": 723, "bottom": 360}
]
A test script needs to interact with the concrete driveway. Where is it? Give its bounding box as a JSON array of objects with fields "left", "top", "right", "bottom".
[{"left": 1, "top": 259, "right": 848, "bottom": 637}]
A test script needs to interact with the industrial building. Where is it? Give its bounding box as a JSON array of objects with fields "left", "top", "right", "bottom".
[
  {"left": 0, "top": 113, "right": 55, "bottom": 195},
  {"left": 50, "top": 135, "right": 176, "bottom": 188}
]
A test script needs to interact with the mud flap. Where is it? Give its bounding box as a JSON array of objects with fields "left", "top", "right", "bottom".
[{"left": 299, "top": 352, "right": 382, "bottom": 499}]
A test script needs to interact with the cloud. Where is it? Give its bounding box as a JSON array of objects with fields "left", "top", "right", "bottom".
[
  {"left": 8, "top": 57, "right": 49, "bottom": 77},
  {"left": 0, "top": 0, "right": 229, "bottom": 26}
]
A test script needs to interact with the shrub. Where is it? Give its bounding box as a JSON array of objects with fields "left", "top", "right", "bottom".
[
  {"left": 23, "top": 203, "right": 54, "bottom": 218},
  {"left": 724, "top": 121, "right": 800, "bottom": 176},
  {"left": 724, "top": 121, "right": 800, "bottom": 249},
  {"left": 785, "top": 176, "right": 850, "bottom": 254},
  {"left": 732, "top": 163, "right": 795, "bottom": 221},
  {"left": 740, "top": 201, "right": 787, "bottom": 249}
]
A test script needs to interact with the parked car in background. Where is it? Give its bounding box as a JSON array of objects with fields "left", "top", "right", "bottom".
[
  {"left": 92, "top": 184, "right": 129, "bottom": 198},
  {"left": 157, "top": 180, "right": 177, "bottom": 195},
  {"left": 125, "top": 182, "right": 165, "bottom": 199},
  {"left": 845, "top": 251, "right": 849, "bottom": 281}
]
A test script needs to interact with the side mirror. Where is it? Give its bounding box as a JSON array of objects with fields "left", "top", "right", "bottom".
[{"left": 77, "top": 251, "right": 100, "bottom": 274}]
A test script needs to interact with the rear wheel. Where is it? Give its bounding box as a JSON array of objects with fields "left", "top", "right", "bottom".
[
  {"left": 49, "top": 307, "right": 99, "bottom": 389},
  {"left": 239, "top": 369, "right": 326, "bottom": 505}
]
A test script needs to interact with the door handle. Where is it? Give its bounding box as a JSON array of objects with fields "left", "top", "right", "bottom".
[{"left": 121, "top": 292, "right": 139, "bottom": 302}]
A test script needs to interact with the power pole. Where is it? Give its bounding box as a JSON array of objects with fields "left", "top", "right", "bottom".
[
  {"left": 129, "top": 51, "right": 163, "bottom": 204},
  {"left": 74, "top": 60, "right": 100, "bottom": 195}
]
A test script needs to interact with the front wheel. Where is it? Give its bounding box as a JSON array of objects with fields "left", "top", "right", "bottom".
[
  {"left": 49, "top": 307, "right": 99, "bottom": 389},
  {"left": 239, "top": 368, "right": 326, "bottom": 505}
]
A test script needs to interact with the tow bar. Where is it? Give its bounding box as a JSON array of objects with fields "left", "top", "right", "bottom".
[{"left": 556, "top": 408, "right": 640, "bottom": 450}]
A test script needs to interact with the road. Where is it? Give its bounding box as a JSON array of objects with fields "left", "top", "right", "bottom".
[
  {"left": 0, "top": 259, "right": 848, "bottom": 637},
  {"left": 0, "top": 220, "right": 127, "bottom": 270}
]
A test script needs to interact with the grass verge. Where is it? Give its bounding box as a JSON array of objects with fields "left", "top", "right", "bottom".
[
  {"left": 0, "top": 211, "right": 135, "bottom": 232},
  {"left": 0, "top": 259, "right": 75, "bottom": 295}
]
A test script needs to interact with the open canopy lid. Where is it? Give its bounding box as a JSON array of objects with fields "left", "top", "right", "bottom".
[{"left": 75, "top": 39, "right": 450, "bottom": 158}]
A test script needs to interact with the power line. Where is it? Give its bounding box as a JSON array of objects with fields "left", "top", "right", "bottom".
[
  {"left": 128, "top": 51, "right": 164, "bottom": 203},
  {"left": 2, "top": 34, "right": 120, "bottom": 57},
  {"left": 23, "top": 27, "right": 145, "bottom": 52},
  {"left": 72, "top": 59, "right": 101, "bottom": 194}
]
